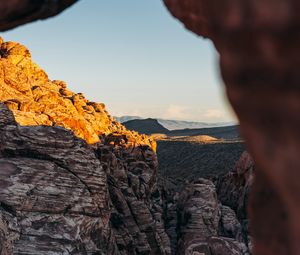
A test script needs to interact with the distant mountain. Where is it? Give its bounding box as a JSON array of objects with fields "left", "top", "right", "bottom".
[
  {"left": 157, "top": 119, "right": 234, "bottom": 130},
  {"left": 123, "top": 118, "right": 170, "bottom": 135},
  {"left": 168, "top": 125, "right": 240, "bottom": 140},
  {"left": 115, "top": 116, "right": 142, "bottom": 123},
  {"left": 115, "top": 115, "right": 234, "bottom": 130},
  {"left": 122, "top": 117, "right": 240, "bottom": 140}
]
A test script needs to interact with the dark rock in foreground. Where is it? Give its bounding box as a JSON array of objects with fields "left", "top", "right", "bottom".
[
  {"left": 0, "top": 102, "right": 253, "bottom": 254},
  {"left": 0, "top": 0, "right": 78, "bottom": 31},
  {"left": 0, "top": 103, "right": 170, "bottom": 254}
]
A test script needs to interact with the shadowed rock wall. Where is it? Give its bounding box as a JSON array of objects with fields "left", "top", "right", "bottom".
[
  {"left": 0, "top": 0, "right": 78, "bottom": 31},
  {"left": 164, "top": 1, "right": 300, "bottom": 254},
  {"left": 0, "top": 104, "right": 171, "bottom": 254}
]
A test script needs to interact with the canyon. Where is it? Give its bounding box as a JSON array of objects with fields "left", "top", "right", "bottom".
[
  {"left": 0, "top": 0, "right": 299, "bottom": 254},
  {"left": 0, "top": 38, "right": 251, "bottom": 254}
]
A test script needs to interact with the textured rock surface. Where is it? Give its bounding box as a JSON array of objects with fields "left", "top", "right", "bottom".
[
  {"left": 0, "top": 103, "right": 115, "bottom": 254},
  {"left": 0, "top": 39, "right": 169, "bottom": 254},
  {"left": 97, "top": 142, "right": 171, "bottom": 254},
  {"left": 0, "top": 38, "right": 155, "bottom": 150},
  {"left": 0, "top": 104, "right": 170, "bottom": 254},
  {"left": 159, "top": 151, "right": 253, "bottom": 255},
  {"left": 0, "top": 8, "right": 260, "bottom": 255},
  {"left": 0, "top": 0, "right": 78, "bottom": 31},
  {"left": 217, "top": 152, "right": 254, "bottom": 252},
  {"left": 163, "top": 1, "right": 300, "bottom": 254},
  {"left": 217, "top": 152, "right": 254, "bottom": 221},
  {"left": 175, "top": 178, "right": 248, "bottom": 255},
  {"left": 1, "top": 1, "right": 299, "bottom": 254},
  {"left": 0, "top": 1, "right": 290, "bottom": 253},
  {"left": 0, "top": 36, "right": 247, "bottom": 255}
]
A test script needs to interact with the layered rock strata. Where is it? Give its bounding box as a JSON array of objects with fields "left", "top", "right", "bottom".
[
  {"left": 0, "top": 102, "right": 171, "bottom": 254},
  {"left": 161, "top": 152, "right": 254, "bottom": 255},
  {"left": 0, "top": 38, "right": 253, "bottom": 254},
  {"left": 97, "top": 141, "right": 171, "bottom": 254},
  {"left": 0, "top": 103, "right": 115, "bottom": 254},
  {"left": 0, "top": 39, "right": 168, "bottom": 254},
  {"left": 0, "top": 102, "right": 250, "bottom": 254},
  {"left": 176, "top": 179, "right": 246, "bottom": 255},
  {"left": 217, "top": 151, "right": 254, "bottom": 249},
  {"left": 0, "top": 1, "right": 299, "bottom": 254}
]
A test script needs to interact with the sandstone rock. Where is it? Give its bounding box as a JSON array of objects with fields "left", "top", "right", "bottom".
[
  {"left": 0, "top": 38, "right": 156, "bottom": 150},
  {"left": 163, "top": 0, "right": 211, "bottom": 38},
  {"left": 0, "top": 101, "right": 171, "bottom": 254},
  {"left": 217, "top": 151, "right": 254, "bottom": 220},
  {"left": 0, "top": 35, "right": 249, "bottom": 254},
  {"left": 0, "top": 0, "right": 78, "bottom": 31},
  {"left": 175, "top": 179, "right": 245, "bottom": 255},
  {"left": 98, "top": 142, "right": 171, "bottom": 255},
  {"left": 0, "top": 103, "right": 116, "bottom": 254},
  {"left": 220, "top": 206, "right": 242, "bottom": 241},
  {"left": 0, "top": 38, "right": 168, "bottom": 254},
  {"left": 0, "top": 103, "right": 15, "bottom": 128},
  {"left": 163, "top": 1, "right": 300, "bottom": 254},
  {"left": 208, "top": 237, "right": 243, "bottom": 255},
  {"left": 177, "top": 179, "right": 220, "bottom": 245},
  {"left": 217, "top": 151, "right": 254, "bottom": 250},
  {"left": 1, "top": 1, "right": 299, "bottom": 254}
]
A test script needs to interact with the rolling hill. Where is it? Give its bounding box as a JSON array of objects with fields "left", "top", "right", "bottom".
[
  {"left": 168, "top": 125, "right": 240, "bottom": 140},
  {"left": 123, "top": 118, "right": 240, "bottom": 140},
  {"left": 123, "top": 118, "right": 170, "bottom": 135},
  {"left": 115, "top": 115, "right": 235, "bottom": 130}
]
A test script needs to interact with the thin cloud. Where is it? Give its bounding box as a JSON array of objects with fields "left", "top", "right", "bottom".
[
  {"left": 203, "top": 109, "right": 224, "bottom": 120},
  {"left": 162, "top": 105, "right": 192, "bottom": 120},
  {"left": 111, "top": 104, "right": 235, "bottom": 123}
]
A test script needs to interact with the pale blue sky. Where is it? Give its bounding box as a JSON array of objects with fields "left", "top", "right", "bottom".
[{"left": 2, "top": 0, "right": 236, "bottom": 122}]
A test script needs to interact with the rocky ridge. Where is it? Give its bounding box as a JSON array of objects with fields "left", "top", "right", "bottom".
[
  {"left": 0, "top": 37, "right": 155, "bottom": 150},
  {"left": 0, "top": 1, "right": 298, "bottom": 254},
  {"left": 0, "top": 38, "right": 253, "bottom": 254},
  {"left": 0, "top": 102, "right": 170, "bottom": 254},
  {"left": 0, "top": 38, "right": 165, "bottom": 254},
  {"left": 0, "top": 103, "right": 253, "bottom": 254}
]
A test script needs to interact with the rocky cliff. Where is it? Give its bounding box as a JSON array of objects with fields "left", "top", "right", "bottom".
[
  {"left": 0, "top": 103, "right": 114, "bottom": 254},
  {"left": 0, "top": 38, "right": 253, "bottom": 254},
  {"left": 0, "top": 38, "right": 167, "bottom": 254},
  {"left": 0, "top": 100, "right": 253, "bottom": 254},
  {"left": 162, "top": 152, "right": 254, "bottom": 255},
  {"left": 217, "top": 152, "right": 254, "bottom": 241},
  {"left": 0, "top": 37, "right": 155, "bottom": 149},
  {"left": 1, "top": 1, "right": 299, "bottom": 254}
]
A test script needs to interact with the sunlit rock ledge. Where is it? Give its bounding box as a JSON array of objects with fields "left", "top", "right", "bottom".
[{"left": 0, "top": 37, "right": 156, "bottom": 151}]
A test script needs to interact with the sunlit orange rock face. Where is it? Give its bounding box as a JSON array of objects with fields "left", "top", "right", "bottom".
[
  {"left": 0, "top": 37, "right": 155, "bottom": 150},
  {"left": 164, "top": 1, "right": 300, "bottom": 255}
]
